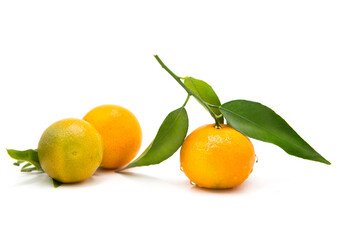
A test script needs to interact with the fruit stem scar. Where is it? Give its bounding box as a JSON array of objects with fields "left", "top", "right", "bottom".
[{"left": 154, "top": 54, "right": 221, "bottom": 125}]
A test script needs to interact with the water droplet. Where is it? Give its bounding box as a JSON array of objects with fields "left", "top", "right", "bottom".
[
  {"left": 180, "top": 166, "right": 184, "bottom": 172},
  {"left": 190, "top": 181, "right": 195, "bottom": 186}
]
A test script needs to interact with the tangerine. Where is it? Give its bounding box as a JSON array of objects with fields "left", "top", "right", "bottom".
[
  {"left": 38, "top": 118, "right": 103, "bottom": 183},
  {"left": 83, "top": 105, "right": 142, "bottom": 169},
  {"left": 180, "top": 124, "right": 255, "bottom": 189}
]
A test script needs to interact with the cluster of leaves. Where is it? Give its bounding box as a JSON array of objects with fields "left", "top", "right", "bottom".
[
  {"left": 7, "top": 149, "right": 62, "bottom": 187},
  {"left": 120, "top": 55, "right": 330, "bottom": 171}
]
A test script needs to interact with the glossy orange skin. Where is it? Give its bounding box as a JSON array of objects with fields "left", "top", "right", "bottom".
[
  {"left": 83, "top": 105, "right": 142, "bottom": 169},
  {"left": 180, "top": 124, "right": 255, "bottom": 189}
]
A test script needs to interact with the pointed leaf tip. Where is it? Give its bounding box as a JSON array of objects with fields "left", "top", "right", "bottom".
[
  {"left": 220, "top": 100, "right": 330, "bottom": 165},
  {"left": 52, "top": 178, "right": 62, "bottom": 188},
  {"left": 123, "top": 107, "right": 189, "bottom": 170}
]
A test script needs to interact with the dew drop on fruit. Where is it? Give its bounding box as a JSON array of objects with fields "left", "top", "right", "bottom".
[
  {"left": 180, "top": 166, "right": 184, "bottom": 172},
  {"left": 190, "top": 181, "right": 195, "bottom": 186}
]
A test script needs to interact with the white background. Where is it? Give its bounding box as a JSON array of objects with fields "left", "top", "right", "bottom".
[{"left": 0, "top": 1, "right": 359, "bottom": 239}]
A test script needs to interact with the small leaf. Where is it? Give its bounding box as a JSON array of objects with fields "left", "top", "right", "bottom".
[
  {"left": 52, "top": 178, "right": 62, "bottom": 188},
  {"left": 21, "top": 167, "right": 39, "bottom": 173},
  {"left": 13, "top": 160, "right": 24, "bottom": 166},
  {"left": 121, "top": 107, "right": 189, "bottom": 170},
  {"left": 7, "top": 149, "right": 43, "bottom": 171},
  {"left": 220, "top": 100, "right": 330, "bottom": 165},
  {"left": 21, "top": 163, "right": 32, "bottom": 171},
  {"left": 183, "top": 77, "right": 224, "bottom": 123}
]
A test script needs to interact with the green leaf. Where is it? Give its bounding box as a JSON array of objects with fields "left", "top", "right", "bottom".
[
  {"left": 121, "top": 107, "right": 189, "bottom": 170},
  {"left": 13, "top": 160, "right": 24, "bottom": 166},
  {"left": 7, "top": 149, "right": 43, "bottom": 171},
  {"left": 52, "top": 178, "right": 62, "bottom": 188},
  {"left": 21, "top": 163, "right": 32, "bottom": 171},
  {"left": 220, "top": 100, "right": 330, "bottom": 165},
  {"left": 21, "top": 167, "right": 39, "bottom": 172},
  {"left": 7, "top": 149, "right": 60, "bottom": 188},
  {"left": 183, "top": 77, "right": 224, "bottom": 123}
]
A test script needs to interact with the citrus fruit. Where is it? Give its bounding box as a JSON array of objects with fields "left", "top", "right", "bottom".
[
  {"left": 180, "top": 124, "right": 256, "bottom": 189},
  {"left": 83, "top": 105, "right": 142, "bottom": 169},
  {"left": 38, "top": 118, "right": 103, "bottom": 183}
]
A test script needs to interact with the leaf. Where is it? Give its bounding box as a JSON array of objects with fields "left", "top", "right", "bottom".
[
  {"left": 220, "top": 100, "right": 330, "bottom": 165},
  {"left": 21, "top": 163, "right": 32, "bottom": 171},
  {"left": 121, "top": 107, "right": 189, "bottom": 170},
  {"left": 183, "top": 77, "right": 224, "bottom": 123},
  {"left": 7, "top": 149, "right": 60, "bottom": 188},
  {"left": 21, "top": 167, "right": 39, "bottom": 173},
  {"left": 13, "top": 160, "right": 24, "bottom": 166},
  {"left": 52, "top": 178, "right": 62, "bottom": 188},
  {"left": 7, "top": 149, "right": 43, "bottom": 171}
]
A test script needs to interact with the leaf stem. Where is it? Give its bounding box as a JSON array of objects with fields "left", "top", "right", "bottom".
[
  {"left": 207, "top": 103, "right": 220, "bottom": 109},
  {"left": 154, "top": 54, "right": 191, "bottom": 94},
  {"left": 153, "top": 54, "right": 221, "bottom": 126},
  {"left": 182, "top": 94, "right": 190, "bottom": 108}
]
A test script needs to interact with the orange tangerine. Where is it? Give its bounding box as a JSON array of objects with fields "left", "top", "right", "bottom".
[
  {"left": 83, "top": 105, "right": 142, "bottom": 169},
  {"left": 180, "top": 124, "right": 255, "bottom": 189}
]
